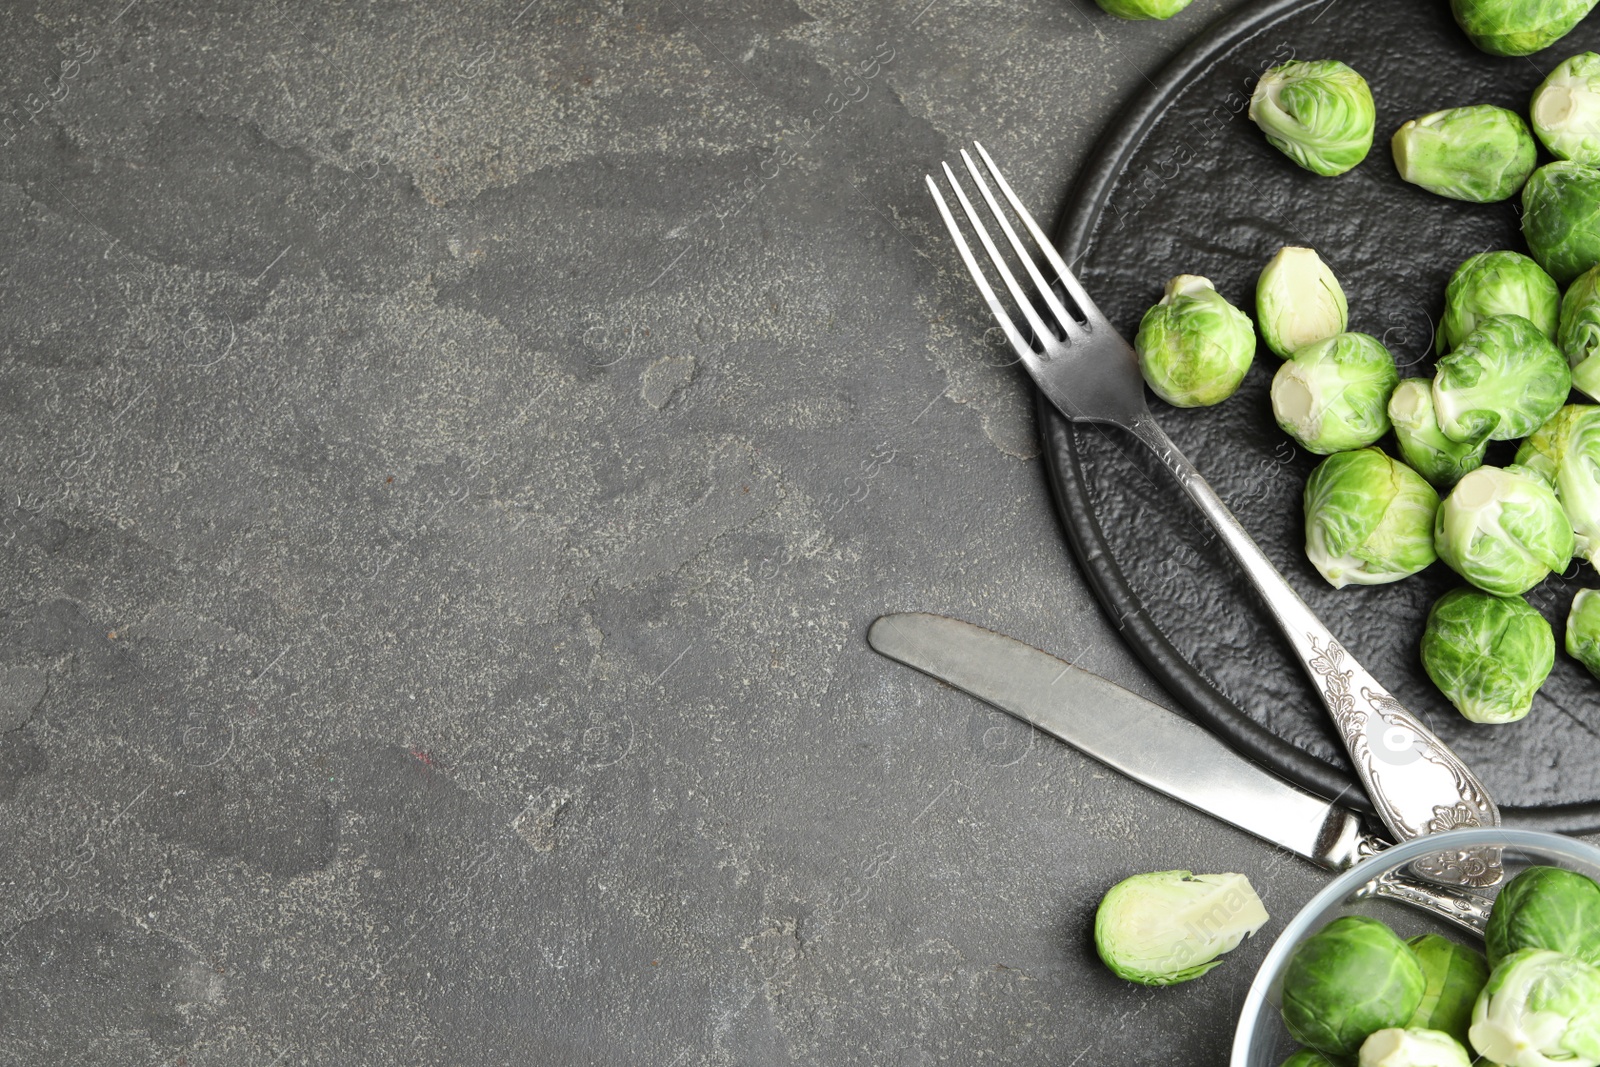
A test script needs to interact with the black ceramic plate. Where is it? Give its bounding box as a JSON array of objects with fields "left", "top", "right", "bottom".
[{"left": 1044, "top": 0, "right": 1600, "bottom": 830}]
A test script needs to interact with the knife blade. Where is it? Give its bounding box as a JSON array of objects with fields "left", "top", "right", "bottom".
[{"left": 868, "top": 612, "right": 1373, "bottom": 871}]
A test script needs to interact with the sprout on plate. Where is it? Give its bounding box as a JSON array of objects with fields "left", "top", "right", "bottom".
[
  {"left": 1431, "top": 315, "right": 1572, "bottom": 444},
  {"left": 1437, "top": 252, "right": 1560, "bottom": 354},
  {"left": 1357, "top": 1028, "right": 1472, "bottom": 1067},
  {"left": 1557, "top": 265, "right": 1600, "bottom": 398},
  {"left": 1257, "top": 246, "right": 1349, "bottom": 358},
  {"left": 1134, "top": 275, "right": 1256, "bottom": 407},
  {"left": 1421, "top": 588, "right": 1556, "bottom": 724},
  {"left": 1450, "top": 0, "right": 1600, "bottom": 57},
  {"left": 1523, "top": 161, "right": 1600, "bottom": 284},
  {"left": 1391, "top": 106, "right": 1537, "bottom": 203},
  {"left": 1533, "top": 52, "right": 1600, "bottom": 164},
  {"left": 1271, "top": 332, "right": 1398, "bottom": 454},
  {"left": 1469, "top": 949, "right": 1600, "bottom": 1066},
  {"left": 1303, "top": 448, "right": 1438, "bottom": 588},
  {"left": 1092, "top": 0, "right": 1195, "bottom": 18},
  {"left": 1515, "top": 405, "right": 1600, "bottom": 568},
  {"left": 1093, "top": 870, "right": 1268, "bottom": 986},
  {"left": 1485, "top": 865, "right": 1600, "bottom": 967},
  {"left": 1571, "top": 587, "right": 1600, "bottom": 678},
  {"left": 1434, "top": 465, "right": 1575, "bottom": 596},
  {"left": 1388, "top": 379, "right": 1489, "bottom": 489},
  {"left": 1249, "top": 60, "right": 1375, "bottom": 177},
  {"left": 1280, "top": 1053, "right": 1340, "bottom": 1067},
  {"left": 1404, "top": 934, "right": 1489, "bottom": 1048}
]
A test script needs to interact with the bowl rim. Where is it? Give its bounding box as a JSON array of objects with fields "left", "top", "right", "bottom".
[{"left": 1229, "top": 827, "right": 1600, "bottom": 1066}]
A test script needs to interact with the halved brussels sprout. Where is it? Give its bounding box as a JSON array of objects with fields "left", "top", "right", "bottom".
[
  {"left": 1570, "top": 588, "right": 1600, "bottom": 678},
  {"left": 1434, "top": 465, "right": 1575, "bottom": 596},
  {"left": 1451, "top": 0, "right": 1600, "bottom": 57},
  {"left": 1533, "top": 52, "right": 1600, "bottom": 163},
  {"left": 1250, "top": 60, "right": 1375, "bottom": 177},
  {"left": 1405, "top": 934, "right": 1490, "bottom": 1047},
  {"left": 1432, "top": 315, "right": 1572, "bottom": 443},
  {"left": 1388, "top": 379, "right": 1489, "bottom": 488},
  {"left": 1523, "top": 161, "right": 1600, "bottom": 283},
  {"left": 1303, "top": 448, "right": 1438, "bottom": 588},
  {"left": 1357, "top": 1028, "right": 1472, "bottom": 1067},
  {"left": 1392, "top": 106, "right": 1537, "bottom": 203},
  {"left": 1469, "top": 949, "right": 1600, "bottom": 1065},
  {"left": 1257, "top": 246, "right": 1349, "bottom": 358},
  {"left": 1437, "top": 252, "right": 1560, "bottom": 354},
  {"left": 1421, "top": 588, "right": 1556, "bottom": 724},
  {"left": 1557, "top": 265, "right": 1600, "bottom": 398},
  {"left": 1093, "top": 0, "right": 1194, "bottom": 17},
  {"left": 1485, "top": 865, "right": 1600, "bottom": 967},
  {"left": 1093, "top": 870, "right": 1268, "bottom": 986},
  {"left": 1135, "top": 275, "right": 1256, "bottom": 407},
  {"left": 1271, "top": 332, "right": 1398, "bottom": 454},
  {"left": 1281, "top": 915, "right": 1426, "bottom": 1059},
  {"left": 1515, "top": 405, "right": 1600, "bottom": 567}
]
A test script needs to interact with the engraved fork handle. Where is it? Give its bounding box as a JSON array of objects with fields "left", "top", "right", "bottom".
[{"left": 1125, "top": 415, "right": 1502, "bottom": 888}]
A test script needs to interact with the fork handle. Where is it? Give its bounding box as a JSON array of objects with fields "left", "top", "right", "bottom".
[{"left": 1126, "top": 415, "right": 1502, "bottom": 888}]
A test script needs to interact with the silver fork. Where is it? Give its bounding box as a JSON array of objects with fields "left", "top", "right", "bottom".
[{"left": 927, "top": 142, "right": 1501, "bottom": 887}]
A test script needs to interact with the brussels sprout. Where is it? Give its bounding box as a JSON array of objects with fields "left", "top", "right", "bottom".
[
  {"left": 1303, "top": 448, "right": 1439, "bottom": 588},
  {"left": 1469, "top": 949, "right": 1600, "bottom": 1066},
  {"left": 1434, "top": 465, "right": 1576, "bottom": 596},
  {"left": 1515, "top": 405, "right": 1600, "bottom": 567},
  {"left": 1485, "top": 865, "right": 1600, "bottom": 968},
  {"left": 1421, "top": 588, "right": 1556, "bottom": 724},
  {"left": 1257, "top": 246, "right": 1349, "bottom": 358},
  {"left": 1388, "top": 380, "right": 1490, "bottom": 488},
  {"left": 1357, "top": 1028, "right": 1472, "bottom": 1067},
  {"left": 1093, "top": 870, "right": 1268, "bottom": 986},
  {"left": 1450, "top": 0, "right": 1599, "bottom": 56},
  {"left": 1523, "top": 161, "right": 1600, "bottom": 284},
  {"left": 1557, "top": 265, "right": 1600, "bottom": 398},
  {"left": 1271, "top": 333, "right": 1398, "bottom": 454},
  {"left": 1134, "top": 275, "right": 1256, "bottom": 407},
  {"left": 1281, "top": 1053, "right": 1341, "bottom": 1067},
  {"left": 1437, "top": 252, "right": 1560, "bottom": 355},
  {"left": 1249, "top": 60, "right": 1376, "bottom": 177},
  {"left": 1533, "top": 53, "right": 1600, "bottom": 164},
  {"left": 1404, "top": 934, "right": 1489, "bottom": 1047},
  {"left": 1281, "top": 915, "right": 1426, "bottom": 1059},
  {"left": 1093, "top": 0, "right": 1194, "bottom": 17},
  {"left": 1571, "top": 587, "right": 1600, "bottom": 678},
  {"left": 1432, "top": 316, "right": 1572, "bottom": 443},
  {"left": 1391, "top": 106, "right": 1537, "bottom": 204}
]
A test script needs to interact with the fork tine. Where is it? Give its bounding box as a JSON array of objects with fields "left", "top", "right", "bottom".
[
  {"left": 958, "top": 148, "right": 1083, "bottom": 340},
  {"left": 972, "top": 140, "right": 1101, "bottom": 323},
  {"left": 938, "top": 161, "right": 1056, "bottom": 352},
  {"left": 924, "top": 174, "right": 1039, "bottom": 372}
]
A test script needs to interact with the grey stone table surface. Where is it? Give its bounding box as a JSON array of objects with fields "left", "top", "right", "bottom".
[{"left": 0, "top": 0, "right": 1486, "bottom": 1063}]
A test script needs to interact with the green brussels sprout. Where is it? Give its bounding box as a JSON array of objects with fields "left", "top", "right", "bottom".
[
  {"left": 1134, "top": 275, "right": 1257, "bottom": 407},
  {"left": 1557, "top": 265, "right": 1600, "bottom": 398},
  {"left": 1303, "top": 448, "right": 1439, "bottom": 588},
  {"left": 1257, "top": 246, "right": 1350, "bottom": 358},
  {"left": 1388, "top": 379, "right": 1489, "bottom": 488},
  {"left": 1532, "top": 52, "right": 1600, "bottom": 164},
  {"left": 1357, "top": 1028, "right": 1473, "bottom": 1067},
  {"left": 1281, "top": 1053, "right": 1341, "bottom": 1067},
  {"left": 1431, "top": 316, "right": 1572, "bottom": 444},
  {"left": 1271, "top": 332, "right": 1398, "bottom": 454},
  {"left": 1523, "top": 161, "right": 1600, "bottom": 284},
  {"left": 1391, "top": 106, "right": 1538, "bottom": 204},
  {"left": 1421, "top": 588, "right": 1556, "bottom": 724},
  {"left": 1404, "top": 934, "right": 1489, "bottom": 1047},
  {"left": 1093, "top": 0, "right": 1194, "bottom": 18},
  {"left": 1485, "top": 865, "right": 1600, "bottom": 968},
  {"left": 1515, "top": 405, "right": 1600, "bottom": 567},
  {"left": 1281, "top": 915, "right": 1426, "bottom": 1059},
  {"left": 1570, "top": 587, "right": 1600, "bottom": 678},
  {"left": 1469, "top": 949, "right": 1600, "bottom": 1065},
  {"left": 1437, "top": 252, "right": 1560, "bottom": 355},
  {"left": 1434, "top": 465, "right": 1576, "bottom": 596},
  {"left": 1249, "top": 60, "right": 1376, "bottom": 177},
  {"left": 1450, "top": 0, "right": 1600, "bottom": 57},
  {"left": 1093, "top": 870, "right": 1268, "bottom": 986}
]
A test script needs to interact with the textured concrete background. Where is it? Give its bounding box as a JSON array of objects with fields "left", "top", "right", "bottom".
[{"left": 0, "top": 0, "right": 1390, "bottom": 1062}]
